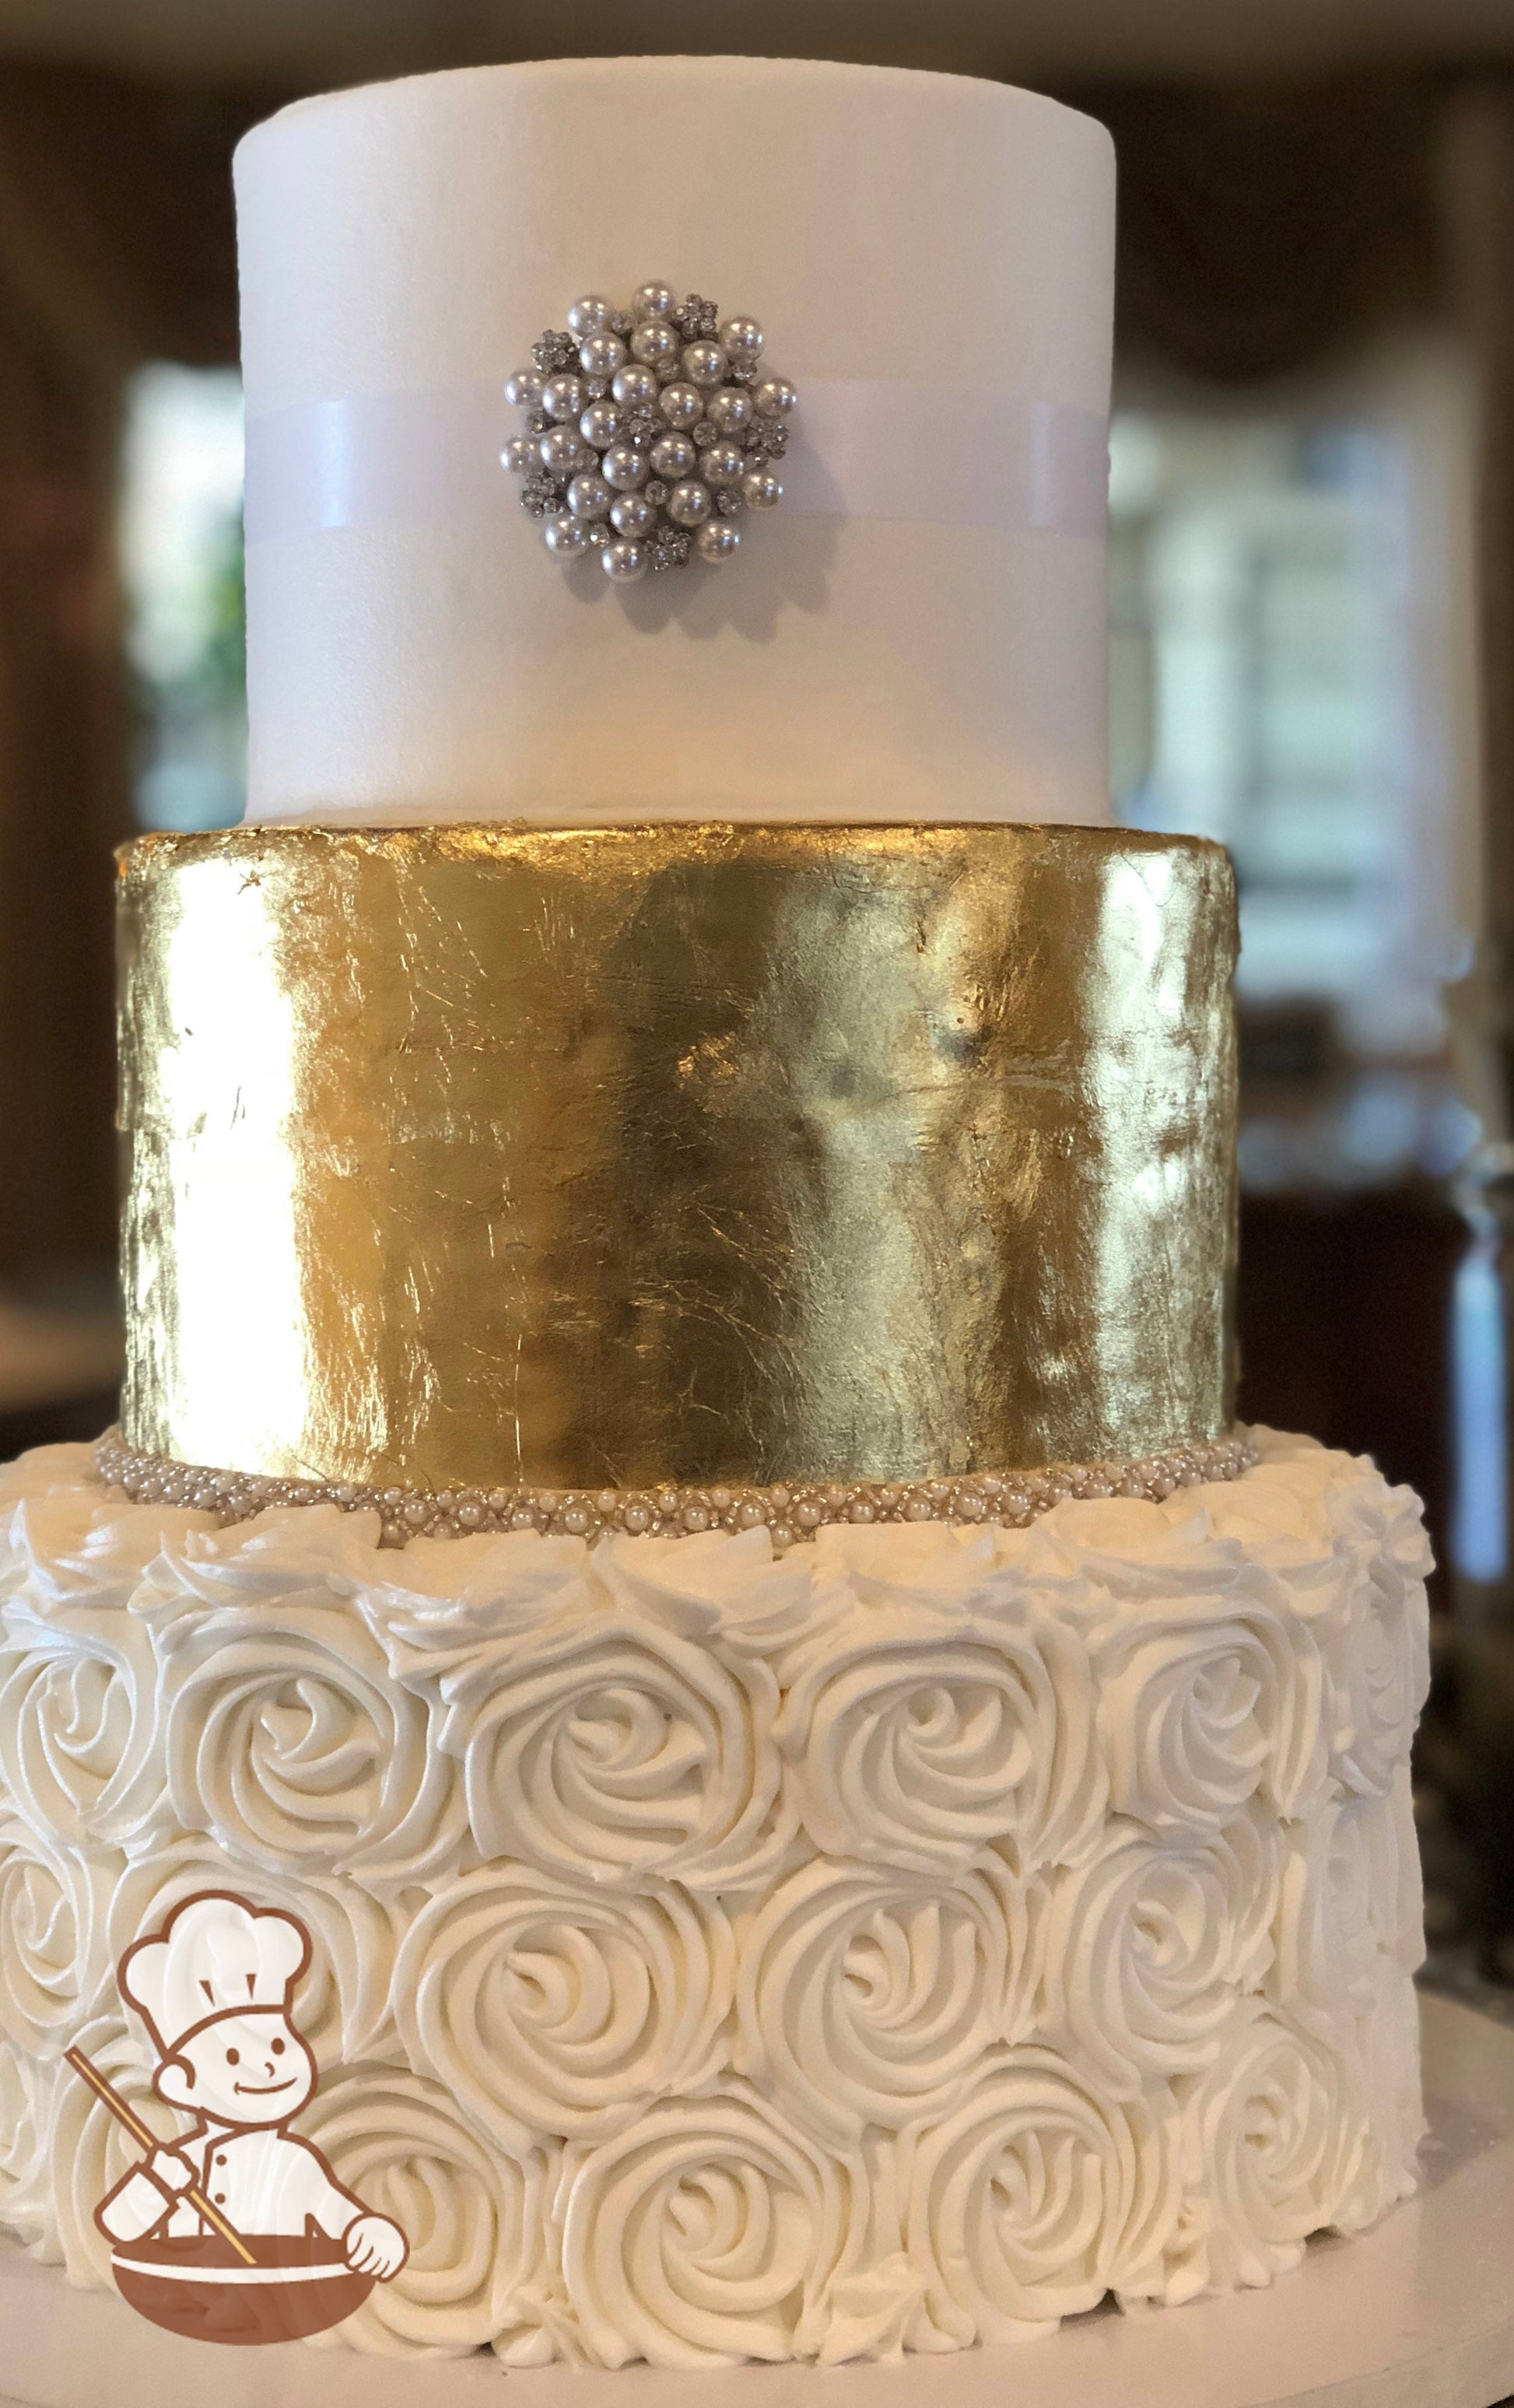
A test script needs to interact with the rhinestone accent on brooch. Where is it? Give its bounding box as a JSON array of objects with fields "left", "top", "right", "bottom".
[{"left": 502, "top": 286, "right": 795, "bottom": 579}]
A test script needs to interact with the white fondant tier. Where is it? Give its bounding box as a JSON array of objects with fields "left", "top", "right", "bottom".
[
  {"left": 233, "top": 58, "right": 1115, "bottom": 828},
  {"left": 0, "top": 1430, "right": 1428, "bottom": 2367}
]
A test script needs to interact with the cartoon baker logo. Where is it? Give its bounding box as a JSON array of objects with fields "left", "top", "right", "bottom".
[{"left": 65, "top": 1890, "right": 408, "bottom": 2347}]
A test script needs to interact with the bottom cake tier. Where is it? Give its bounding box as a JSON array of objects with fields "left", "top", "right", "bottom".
[{"left": 0, "top": 1428, "right": 1430, "bottom": 2368}]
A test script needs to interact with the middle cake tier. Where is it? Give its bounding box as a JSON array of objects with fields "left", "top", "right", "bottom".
[{"left": 118, "top": 821, "right": 1237, "bottom": 1492}]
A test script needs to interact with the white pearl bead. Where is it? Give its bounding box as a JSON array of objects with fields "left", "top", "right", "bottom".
[
  {"left": 501, "top": 436, "right": 536, "bottom": 475},
  {"left": 753, "top": 377, "right": 797, "bottom": 419},
  {"left": 579, "top": 331, "right": 628, "bottom": 380},
  {"left": 632, "top": 282, "right": 677, "bottom": 321},
  {"left": 682, "top": 340, "right": 727, "bottom": 388},
  {"left": 504, "top": 369, "right": 544, "bottom": 408},
  {"left": 720, "top": 315, "right": 765, "bottom": 365},
  {"left": 543, "top": 513, "right": 590, "bottom": 557},
  {"left": 603, "top": 538, "right": 649, "bottom": 584},
  {"left": 667, "top": 478, "right": 711, "bottom": 528},
  {"left": 705, "top": 387, "right": 752, "bottom": 436},
  {"left": 657, "top": 381, "right": 703, "bottom": 430},
  {"left": 703, "top": 440, "right": 745, "bottom": 487},
  {"left": 630, "top": 318, "right": 679, "bottom": 367},
  {"left": 566, "top": 293, "right": 613, "bottom": 337},
  {"left": 696, "top": 518, "right": 741, "bottom": 563},
  {"left": 610, "top": 492, "right": 657, "bottom": 536},
  {"left": 612, "top": 363, "right": 658, "bottom": 409},
  {"left": 742, "top": 468, "right": 783, "bottom": 511},
  {"left": 566, "top": 472, "right": 612, "bottom": 520},
  {"left": 538, "top": 425, "right": 581, "bottom": 477},
  {"left": 601, "top": 442, "right": 647, "bottom": 492},
  {"left": 542, "top": 373, "right": 585, "bottom": 422},
  {"left": 649, "top": 432, "right": 696, "bottom": 480},
  {"left": 579, "top": 401, "right": 621, "bottom": 450}
]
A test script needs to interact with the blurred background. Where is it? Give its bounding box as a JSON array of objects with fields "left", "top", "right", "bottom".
[{"left": 3, "top": 0, "right": 1514, "bottom": 1992}]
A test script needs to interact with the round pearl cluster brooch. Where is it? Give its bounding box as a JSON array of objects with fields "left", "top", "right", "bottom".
[{"left": 501, "top": 286, "right": 795, "bottom": 580}]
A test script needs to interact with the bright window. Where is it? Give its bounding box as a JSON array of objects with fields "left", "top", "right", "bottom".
[
  {"left": 118, "top": 363, "right": 246, "bottom": 832},
  {"left": 1109, "top": 334, "right": 1481, "bottom": 1060}
]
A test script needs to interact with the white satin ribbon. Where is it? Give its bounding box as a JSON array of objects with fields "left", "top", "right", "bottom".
[{"left": 242, "top": 380, "right": 1107, "bottom": 547}]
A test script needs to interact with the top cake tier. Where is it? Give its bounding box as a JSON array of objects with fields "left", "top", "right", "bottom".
[{"left": 234, "top": 56, "right": 1115, "bottom": 827}]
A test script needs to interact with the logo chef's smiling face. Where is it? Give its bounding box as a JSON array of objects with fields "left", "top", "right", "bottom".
[{"left": 156, "top": 2010, "right": 317, "bottom": 2125}]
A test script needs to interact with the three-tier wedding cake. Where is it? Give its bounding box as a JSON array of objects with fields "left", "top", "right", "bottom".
[{"left": 0, "top": 55, "right": 1430, "bottom": 2370}]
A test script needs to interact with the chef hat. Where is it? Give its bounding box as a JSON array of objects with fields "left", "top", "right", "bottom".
[{"left": 118, "top": 1890, "right": 311, "bottom": 2057}]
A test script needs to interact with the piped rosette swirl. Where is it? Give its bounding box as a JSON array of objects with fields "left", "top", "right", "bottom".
[{"left": 0, "top": 1430, "right": 1431, "bottom": 2366}]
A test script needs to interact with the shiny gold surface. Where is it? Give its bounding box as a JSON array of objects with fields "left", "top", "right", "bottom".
[{"left": 118, "top": 822, "right": 1238, "bottom": 1490}]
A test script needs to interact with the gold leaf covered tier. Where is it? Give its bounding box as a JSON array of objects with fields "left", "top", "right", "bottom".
[{"left": 117, "top": 822, "right": 1237, "bottom": 1492}]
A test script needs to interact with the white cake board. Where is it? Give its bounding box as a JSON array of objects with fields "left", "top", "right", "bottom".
[{"left": 4, "top": 1994, "right": 1513, "bottom": 2408}]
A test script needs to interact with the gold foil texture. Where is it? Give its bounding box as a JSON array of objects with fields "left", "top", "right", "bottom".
[{"left": 117, "top": 822, "right": 1238, "bottom": 1491}]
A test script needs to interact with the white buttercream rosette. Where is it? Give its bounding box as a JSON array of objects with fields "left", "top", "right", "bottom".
[
  {"left": 1039, "top": 1810, "right": 1281, "bottom": 2097},
  {"left": 1354, "top": 1953, "right": 1426, "bottom": 2197},
  {"left": 0, "top": 1812, "right": 115, "bottom": 2059},
  {"left": 735, "top": 1853, "right": 1039, "bottom": 2144},
  {"left": 0, "top": 1461, "right": 209, "bottom": 1614},
  {"left": 591, "top": 1526, "right": 823, "bottom": 1660},
  {"left": 394, "top": 1866, "right": 734, "bottom": 2152},
  {"left": 356, "top": 1530, "right": 591, "bottom": 1664},
  {"left": 297, "top": 2065, "right": 561, "bottom": 2361},
  {"left": 416, "top": 1611, "right": 794, "bottom": 1888},
  {"left": 1175, "top": 1997, "right": 1375, "bottom": 2291},
  {"left": 27, "top": 2013, "right": 174, "bottom": 2286},
  {"left": 0, "top": 1469, "right": 216, "bottom": 1852},
  {"left": 1092, "top": 1586, "right": 1326, "bottom": 1835},
  {"left": 108, "top": 1836, "right": 402, "bottom": 2063},
  {"left": 1193, "top": 1431, "right": 1430, "bottom": 1800},
  {"left": 1320, "top": 1533, "right": 1432, "bottom": 1800},
  {"left": 0, "top": 2036, "right": 52, "bottom": 2249},
  {"left": 0, "top": 1600, "right": 165, "bottom": 1854},
  {"left": 556, "top": 2082, "right": 850, "bottom": 2367},
  {"left": 1270, "top": 1769, "right": 1423, "bottom": 2024},
  {"left": 0, "top": 1434, "right": 1436, "bottom": 2368},
  {"left": 139, "top": 1569, "right": 465, "bottom": 1889},
  {"left": 776, "top": 1607, "right": 1104, "bottom": 1876},
  {"left": 905, "top": 2043, "right": 1182, "bottom": 2343}
]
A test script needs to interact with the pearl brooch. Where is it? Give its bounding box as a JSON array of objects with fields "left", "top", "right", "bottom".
[{"left": 505, "top": 289, "right": 794, "bottom": 574}]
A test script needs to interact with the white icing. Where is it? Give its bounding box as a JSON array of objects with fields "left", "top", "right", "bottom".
[
  {"left": 594, "top": 1526, "right": 823, "bottom": 1660},
  {"left": 1039, "top": 1810, "right": 1281, "bottom": 2098},
  {"left": 1270, "top": 1772, "right": 1421, "bottom": 2024},
  {"left": 379, "top": 1604, "right": 795, "bottom": 1890},
  {"left": 1092, "top": 1586, "right": 1327, "bottom": 1833},
  {"left": 0, "top": 1602, "right": 164, "bottom": 1853},
  {"left": 394, "top": 1867, "right": 736, "bottom": 2153},
  {"left": 25, "top": 2014, "right": 175, "bottom": 2285},
  {"left": 0, "top": 2038, "right": 51, "bottom": 2250},
  {"left": 1173, "top": 1997, "right": 1375, "bottom": 2294},
  {"left": 135, "top": 1514, "right": 467, "bottom": 1887},
  {"left": 0, "top": 1811, "right": 117, "bottom": 2059},
  {"left": 0, "top": 1464, "right": 210, "bottom": 1852},
  {"left": 734, "top": 1854, "right": 1039, "bottom": 2144},
  {"left": 0, "top": 1432, "right": 1430, "bottom": 2366},
  {"left": 905, "top": 2044, "right": 1183, "bottom": 2343},
  {"left": 1355, "top": 1954, "right": 1427, "bottom": 2194},
  {"left": 557, "top": 2082, "right": 849, "bottom": 2368},
  {"left": 776, "top": 1607, "right": 1105, "bottom": 1876},
  {"left": 295, "top": 2064, "right": 558, "bottom": 2360},
  {"left": 107, "top": 1835, "right": 402, "bottom": 2065}
]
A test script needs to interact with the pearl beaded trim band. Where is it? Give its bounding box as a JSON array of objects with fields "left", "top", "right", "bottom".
[
  {"left": 94, "top": 1429, "right": 1258, "bottom": 1551},
  {"left": 503, "top": 286, "right": 793, "bottom": 579}
]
